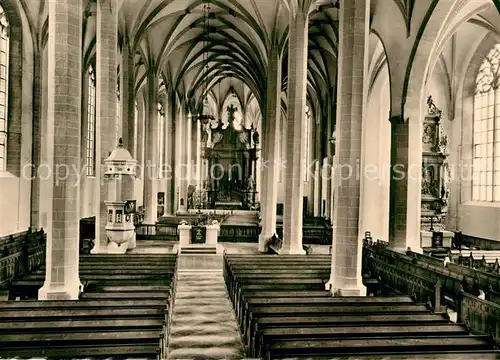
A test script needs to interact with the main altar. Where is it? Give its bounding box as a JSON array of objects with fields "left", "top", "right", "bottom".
[{"left": 190, "top": 104, "right": 260, "bottom": 210}]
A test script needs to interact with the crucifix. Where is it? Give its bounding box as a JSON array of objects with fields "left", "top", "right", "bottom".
[{"left": 227, "top": 104, "right": 237, "bottom": 123}]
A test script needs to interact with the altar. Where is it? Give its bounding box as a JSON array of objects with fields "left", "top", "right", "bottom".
[{"left": 191, "top": 103, "right": 260, "bottom": 210}]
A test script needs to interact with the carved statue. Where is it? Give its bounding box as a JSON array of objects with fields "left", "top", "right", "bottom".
[
  {"left": 247, "top": 177, "right": 256, "bottom": 192},
  {"left": 427, "top": 95, "right": 442, "bottom": 117}
]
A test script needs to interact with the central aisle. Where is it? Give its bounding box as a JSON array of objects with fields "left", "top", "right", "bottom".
[{"left": 167, "top": 268, "right": 246, "bottom": 360}]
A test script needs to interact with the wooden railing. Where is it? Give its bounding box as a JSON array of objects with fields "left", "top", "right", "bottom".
[
  {"left": 219, "top": 224, "right": 260, "bottom": 243},
  {"left": 276, "top": 225, "right": 331, "bottom": 245},
  {"left": 364, "top": 237, "right": 500, "bottom": 346},
  {"left": 0, "top": 229, "right": 46, "bottom": 287},
  {"left": 458, "top": 291, "right": 500, "bottom": 344},
  {"left": 135, "top": 223, "right": 178, "bottom": 240}
]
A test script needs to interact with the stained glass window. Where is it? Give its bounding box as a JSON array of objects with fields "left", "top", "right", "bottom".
[
  {"left": 86, "top": 66, "right": 96, "bottom": 176},
  {"left": 0, "top": 5, "right": 9, "bottom": 171},
  {"left": 134, "top": 100, "right": 138, "bottom": 159}
]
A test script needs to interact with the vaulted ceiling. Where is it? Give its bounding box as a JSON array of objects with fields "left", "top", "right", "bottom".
[{"left": 116, "top": 0, "right": 339, "bottom": 114}]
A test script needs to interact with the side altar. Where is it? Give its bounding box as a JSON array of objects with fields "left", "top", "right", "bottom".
[{"left": 420, "top": 96, "right": 453, "bottom": 251}]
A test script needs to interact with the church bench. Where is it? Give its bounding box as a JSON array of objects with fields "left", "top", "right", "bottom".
[
  {"left": 10, "top": 268, "right": 175, "bottom": 299},
  {"left": 0, "top": 298, "right": 168, "bottom": 310},
  {"left": 228, "top": 274, "right": 329, "bottom": 308},
  {"left": 0, "top": 330, "right": 166, "bottom": 359},
  {"left": 243, "top": 302, "right": 430, "bottom": 344},
  {"left": 86, "top": 284, "right": 173, "bottom": 292},
  {"left": 451, "top": 250, "right": 500, "bottom": 257},
  {"left": 255, "top": 323, "right": 471, "bottom": 358},
  {"left": 9, "top": 277, "right": 174, "bottom": 300},
  {"left": 366, "top": 245, "right": 463, "bottom": 302},
  {"left": 238, "top": 296, "right": 415, "bottom": 337},
  {"left": 486, "top": 286, "right": 500, "bottom": 305},
  {"left": 445, "top": 262, "right": 500, "bottom": 294},
  {"left": 232, "top": 290, "right": 331, "bottom": 324},
  {"left": 0, "top": 317, "right": 164, "bottom": 334},
  {"left": 0, "top": 307, "right": 168, "bottom": 320},
  {"left": 366, "top": 251, "right": 449, "bottom": 306},
  {"left": 407, "top": 250, "right": 445, "bottom": 267},
  {"left": 0, "top": 343, "right": 162, "bottom": 359},
  {"left": 0, "top": 231, "right": 46, "bottom": 288},
  {"left": 247, "top": 312, "right": 452, "bottom": 357},
  {"left": 31, "top": 269, "right": 175, "bottom": 276},
  {"left": 81, "top": 291, "right": 170, "bottom": 299},
  {"left": 231, "top": 280, "right": 326, "bottom": 311},
  {"left": 262, "top": 335, "right": 493, "bottom": 360}
]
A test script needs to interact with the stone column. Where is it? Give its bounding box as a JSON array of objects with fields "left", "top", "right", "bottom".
[
  {"left": 186, "top": 112, "right": 193, "bottom": 190},
  {"left": 326, "top": 0, "right": 369, "bottom": 296},
  {"left": 163, "top": 93, "right": 174, "bottom": 215},
  {"left": 173, "top": 103, "right": 181, "bottom": 212},
  {"left": 143, "top": 70, "right": 159, "bottom": 223},
  {"left": 388, "top": 117, "right": 420, "bottom": 252},
  {"left": 121, "top": 39, "right": 135, "bottom": 202},
  {"left": 175, "top": 107, "right": 187, "bottom": 212},
  {"left": 136, "top": 93, "right": 145, "bottom": 201},
  {"left": 196, "top": 118, "right": 202, "bottom": 188},
  {"left": 30, "top": 50, "right": 42, "bottom": 229},
  {"left": 92, "top": 0, "right": 118, "bottom": 251},
  {"left": 258, "top": 46, "right": 281, "bottom": 252},
  {"left": 39, "top": 0, "right": 82, "bottom": 300},
  {"left": 281, "top": 8, "right": 309, "bottom": 254}
]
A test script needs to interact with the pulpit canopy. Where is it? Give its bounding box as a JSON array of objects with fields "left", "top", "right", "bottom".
[{"left": 104, "top": 138, "right": 137, "bottom": 177}]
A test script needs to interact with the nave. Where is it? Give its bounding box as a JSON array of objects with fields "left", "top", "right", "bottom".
[
  {"left": 1, "top": 233, "right": 500, "bottom": 359},
  {"left": 5, "top": 0, "right": 500, "bottom": 358}
]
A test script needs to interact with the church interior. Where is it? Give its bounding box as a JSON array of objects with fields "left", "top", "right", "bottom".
[{"left": 4, "top": 0, "right": 500, "bottom": 358}]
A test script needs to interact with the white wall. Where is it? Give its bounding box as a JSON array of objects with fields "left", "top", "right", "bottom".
[{"left": 360, "top": 65, "right": 390, "bottom": 241}]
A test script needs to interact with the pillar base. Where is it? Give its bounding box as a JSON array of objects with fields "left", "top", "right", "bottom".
[
  {"left": 331, "top": 285, "right": 367, "bottom": 297},
  {"left": 279, "top": 246, "right": 306, "bottom": 255},
  {"left": 325, "top": 278, "right": 366, "bottom": 296},
  {"left": 258, "top": 233, "right": 273, "bottom": 252},
  {"left": 38, "top": 280, "right": 81, "bottom": 300}
]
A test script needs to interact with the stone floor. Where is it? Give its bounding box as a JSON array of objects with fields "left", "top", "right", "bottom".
[{"left": 167, "top": 270, "right": 246, "bottom": 360}]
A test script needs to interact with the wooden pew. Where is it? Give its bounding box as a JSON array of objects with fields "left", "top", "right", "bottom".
[
  {"left": 263, "top": 336, "right": 494, "bottom": 359},
  {"left": 0, "top": 253, "right": 178, "bottom": 359},
  {"left": 10, "top": 253, "right": 178, "bottom": 300},
  {"left": 224, "top": 252, "right": 500, "bottom": 358}
]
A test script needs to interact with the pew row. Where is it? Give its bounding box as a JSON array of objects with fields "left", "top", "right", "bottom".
[
  {"left": 0, "top": 253, "right": 178, "bottom": 359},
  {"left": 223, "top": 252, "right": 500, "bottom": 359}
]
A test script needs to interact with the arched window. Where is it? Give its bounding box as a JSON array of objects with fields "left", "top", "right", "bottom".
[
  {"left": 133, "top": 100, "right": 138, "bottom": 159},
  {"left": 158, "top": 102, "right": 165, "bottom": 178},
  {"left": 116, "top": 78, "right": 121, "bottom": 143},
  {"left": 0, "top": 6, "right": 9, "bottom": 171},
  {"left": 86, "top": 66, "right": 96, "bottom": 176},
  {"left": 473, "top": 44, "right": 500, "bottom": 201},
  {"left": 304, "top": 105, "right": 311, "bottom": 182}
]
